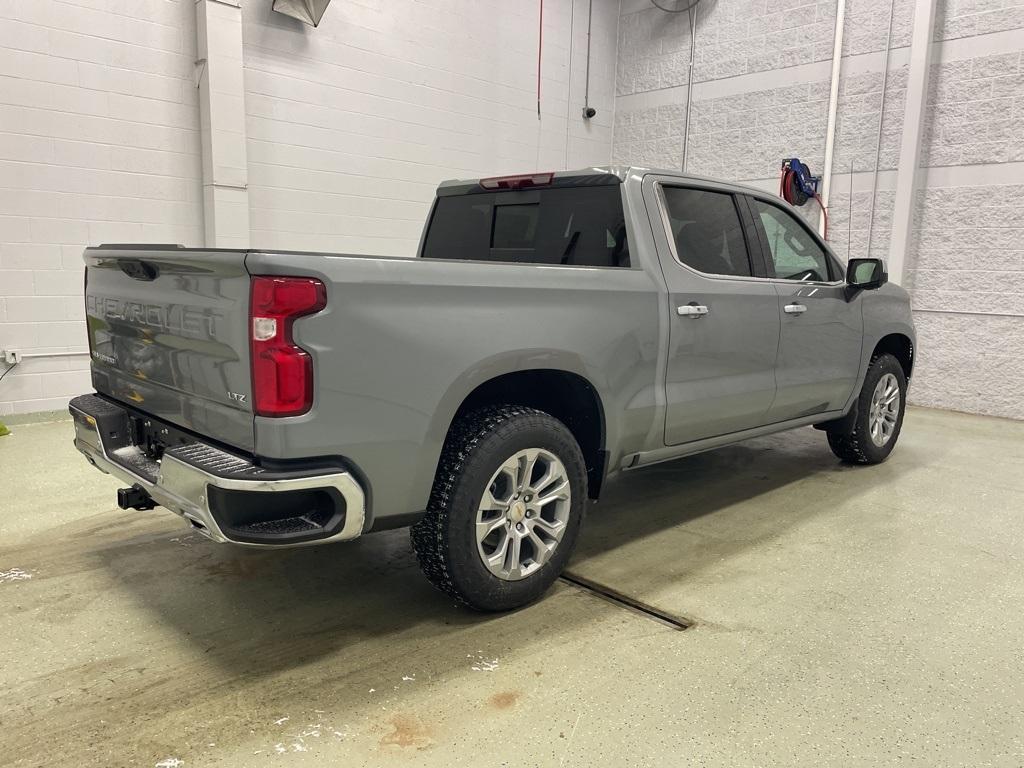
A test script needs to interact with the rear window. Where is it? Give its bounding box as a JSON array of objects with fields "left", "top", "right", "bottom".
[{"left": 422, "top": 185, "right": 630, "bottom": 268}]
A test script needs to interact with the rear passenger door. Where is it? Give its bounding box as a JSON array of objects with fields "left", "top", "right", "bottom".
[
  {"left": 744, "top": 196, "right": 864, "bottom": 421},
  {"left": 643, "top": 177, "right": 781, "bottom": 445}
]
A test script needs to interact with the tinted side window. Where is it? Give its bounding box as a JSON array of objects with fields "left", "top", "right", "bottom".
[
  {"left": 751, "top": 199, "right": 831, "bottom": 281},
  {"left": 421, "top": 196, "right": 491, "bottom": 262},
  {"left": 422, "top": 185, "right": 629, "bottom": 267},
  {"left": 661, "top": 187, "right": 751, "bottom": 277}
]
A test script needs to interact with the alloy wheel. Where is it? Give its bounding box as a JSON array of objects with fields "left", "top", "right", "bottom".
[
  {"left": 868, "top": 372, "right": 900, "bottom": 447},
  {"left": 475, "top": 448, "right": 572, "bottom": 581}
]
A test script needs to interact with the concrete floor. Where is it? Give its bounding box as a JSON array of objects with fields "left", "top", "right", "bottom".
[{"left": 1, "top": 408, "right": 1023, "bottom": 767}]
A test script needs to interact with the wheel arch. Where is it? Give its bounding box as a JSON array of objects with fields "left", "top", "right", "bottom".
[
  {"left": 817, "top": 330, "right": 915, "bottom": 435},
  {"left": 872, "top": 332, "right": 914, "bottom": 379},
  {"left": 445, "top": 368, "right": 608, "bottom": 500}
]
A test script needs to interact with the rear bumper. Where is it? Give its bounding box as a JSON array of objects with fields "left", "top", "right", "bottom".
[{"left": 69, "top": 393, "right": 366, "bottom": 547}]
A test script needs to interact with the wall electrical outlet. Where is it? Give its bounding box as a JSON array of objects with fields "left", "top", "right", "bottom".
[{"left": 2, "top": 349, "right": 22, "bottom": 364}]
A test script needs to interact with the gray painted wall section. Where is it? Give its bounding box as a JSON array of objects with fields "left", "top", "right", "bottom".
[{"left": 612, "top": 0, "right": 1024, "bottom": 420}]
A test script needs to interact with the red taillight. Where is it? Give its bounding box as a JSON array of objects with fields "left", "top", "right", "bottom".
[
  {"left": 479, "top": 172, "right": 554, "bottom": 190},
  {"left": 250, "top": 276, "right": 326, "bottom": 417}
]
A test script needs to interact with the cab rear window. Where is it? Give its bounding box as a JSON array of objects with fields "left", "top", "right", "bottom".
[{"left": 421, "top": 185, "right": 630, "bottom": 268}]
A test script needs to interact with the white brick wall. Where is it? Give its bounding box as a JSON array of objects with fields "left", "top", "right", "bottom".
[
  {"left": 0, "top": 0, "right": 619, "bottom": 415},
  {"left": 617, "top": 0, "right": 843, "bottom": 95},
  {"left": 823, "top": 187, "right": 896, "bottom": 263},
  {"left": 937, "top": 0, "right": 1024, "bottom": 40},
  {"left": 613, "top": 65, "right": 906, "bottom": 183},
  {"left": 612, "top": 0, "right": 1024, "bottom": 421},
  {"left": 912, "top": 312, "right": 1024, "bottom": 420},
  {"left": 0, "top": 0, "right": 202, "bottom": 416},
  {"left": 908, "top": 38, "right": 1024, "bottom": 419},
  {"left": 923, "top": 50, "right": 1024, "bottom": 166},
  {"left": 241, "top": 0, "right": 618, "bottom": 255},
  {"left": 907, "top": 182, "right": 1024, "bottom": 317},
  {"left": 3, "top": 0, "right": 1020, "bottom": 421}
]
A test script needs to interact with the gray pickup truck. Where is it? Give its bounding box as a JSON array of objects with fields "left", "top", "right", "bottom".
[{"left": 70, "top": 166, "right": 915, "bottom": 610}]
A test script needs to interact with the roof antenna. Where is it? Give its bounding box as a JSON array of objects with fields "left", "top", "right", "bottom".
[{"left": 847, "top": 162, "right": 854, "bottom": 262}]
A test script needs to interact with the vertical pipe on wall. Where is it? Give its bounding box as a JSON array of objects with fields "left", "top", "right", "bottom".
[
  {"left": 195, "top": 0, "right": 250, "bottom": 248},
  {"left": 819, "top": 0, "right": 847, "bottom": 236},
  {"left": 583, "top": 0, "right": 593, "bottom": 116},
  {"left": 866, "top": 0, "right": 897, "bottom": 260},
  {"left": 537, "top": 0, "right": 544, "bottom": 119},
  {"left": 609, "top": 0, "right": 623, "bottom": 160},
  {"left": 887, "top": 0, "right": 938, "bottom": 284},
  {"left": 565, "top": 0, "right": 575, "bottom": 167},
  {"left": 679, "top": 3, "right": 697, "bottom": 172}
]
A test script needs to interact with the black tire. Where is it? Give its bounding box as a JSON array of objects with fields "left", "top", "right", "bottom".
[
  {"left": 411, "top": 405, "right": 587, "bottom": 612},
  {"left": 827, "top": 353, "right": 907, "bottom": 465}
]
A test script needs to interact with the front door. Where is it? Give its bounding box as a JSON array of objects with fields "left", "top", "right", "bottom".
[
  {"left": 744, "top": 196, "right": 864, "bottom": 421},
  {"left": 644, "top": 178, "right": 781, "bottom": 446}
]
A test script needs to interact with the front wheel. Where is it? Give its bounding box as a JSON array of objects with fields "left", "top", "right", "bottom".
[
  {"left": 827, "top": 353, "right": 907, "bottom": 464},
  {"left": 411, "top": 405, "right": 587, "bottom": 611}
]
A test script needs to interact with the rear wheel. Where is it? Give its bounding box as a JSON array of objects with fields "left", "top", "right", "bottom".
[
  {"left": 411, "top": 405, "right": 587, "bottom": 611},
  {"left": 827, "top": 353, "right": 907, "bottom": 464}
]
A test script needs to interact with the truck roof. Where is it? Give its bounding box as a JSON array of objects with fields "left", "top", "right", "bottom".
[{"left": 436, "top": 166, "right": 770, "bottom": 198}]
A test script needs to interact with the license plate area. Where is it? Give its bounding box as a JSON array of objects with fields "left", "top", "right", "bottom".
[
  {"left": 127, "top": 415, "right": 168, "bottom": 462},
  {"left": 71, "top": 394, "right": 215, "bottom": 484},
  {"left": 126, "top": 413, "right": 205, "bottom": 462}
]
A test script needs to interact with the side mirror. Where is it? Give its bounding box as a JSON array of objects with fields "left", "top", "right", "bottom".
[{"left": 845, "top": 257, "right": 887, "bottom": 299}]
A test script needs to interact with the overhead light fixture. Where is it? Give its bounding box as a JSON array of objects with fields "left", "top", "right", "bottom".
[{"left": 272, "top": 0, "right": 332, "bottom": 27}]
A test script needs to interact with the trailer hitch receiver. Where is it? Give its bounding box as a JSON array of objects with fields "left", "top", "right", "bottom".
[{"left": 117, "top": 484, "right": 157, "bottom": 511}]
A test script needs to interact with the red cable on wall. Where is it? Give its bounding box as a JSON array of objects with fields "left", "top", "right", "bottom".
[{"left": 814, "top": 193, "right": 829, "bottom": 240}]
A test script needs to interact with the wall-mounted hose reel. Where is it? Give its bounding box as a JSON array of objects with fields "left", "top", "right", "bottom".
[{"left": 779, "top": 158, "right": 829, "bottom": 239}]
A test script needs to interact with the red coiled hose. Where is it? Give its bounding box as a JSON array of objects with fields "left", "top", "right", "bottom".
[{"left": 780, "top": 166, "right": 829, "bottom": 240}]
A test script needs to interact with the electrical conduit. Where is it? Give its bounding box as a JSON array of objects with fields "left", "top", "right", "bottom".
[{"left": 819, "top": 0, "right": 847, "bottom": 237}]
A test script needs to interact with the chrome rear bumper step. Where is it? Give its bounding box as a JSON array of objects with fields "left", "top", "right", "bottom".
[{"left": 69, "top": 393, "right": 366, "bottom": 547}]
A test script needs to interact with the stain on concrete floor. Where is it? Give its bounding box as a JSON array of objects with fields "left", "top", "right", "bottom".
[{"left": 2, "top": 408, "right": 1023, "bottom": 766}]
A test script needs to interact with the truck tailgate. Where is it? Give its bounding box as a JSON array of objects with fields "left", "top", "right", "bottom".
[{"left": 84, "top": 246, "right": 255, "bottom": 452}]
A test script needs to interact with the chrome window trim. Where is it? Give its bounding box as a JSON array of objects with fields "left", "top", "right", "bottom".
[
  {"left": 652, "top": 181, "right": 769, "bottom": 286},
  {"left": 645, "top": 175, "right": 847, "bottom": 290},
  {"left": 768, "top": 278, "right": 845, "bottom": 287}
]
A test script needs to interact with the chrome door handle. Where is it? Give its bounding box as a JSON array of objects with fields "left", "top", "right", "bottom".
[
  {"left": 677, "top": 304, "right": 709, "bottom": 318},
  {"left": 784, "top": 303, "right": 807, "bottom": 315}
]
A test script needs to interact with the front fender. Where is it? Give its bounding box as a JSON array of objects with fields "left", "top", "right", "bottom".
[
  {"left": 863, "top": 285, "right": 916, "bottom": 361},
  {"left": 845, "top": 284, "right": 917, "bottom": 409}
]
